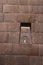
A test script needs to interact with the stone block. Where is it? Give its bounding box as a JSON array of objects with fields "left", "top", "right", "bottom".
[
  {"left": 0, "top": 0, "right": 3, "bottom": 4},
  {"left": 31, "top": 6, "right": 43, "bottom": 14},
  {"left": 31, "top": 33, "right": 41, "bottom": 44},
  {"left": 42, "top": 57, "right": 43, "bottom": 65},
  {"left": 0, "top": 5, "right": 2, "bottom": 13},
  {"left": 0, "top": 32, "right": 8, "bottom": 43},
  {"left": 7, "top": 22, "right": 20, "bottom": 32},
  {"left": 4, "top": 13, "right": 17, "bottom": 22},
  {"left": 30, "top": 0, "right": 43, "bottom": 5},
  {"left": 6, "top": 0, "right": 19, "bottom": 5},
  {"left": 32, "top": 6, "right": 43, "bottom": 14},
  {"left": 38, "top": 14, "right": 43, "bottom": 23},
  {"left": 9, "top": 32, "right": 19, "bottom": 43},
  {"left": 3, "top": 0, "right": 7, "bottom": 4},
  {"left": 40, "top": 33, "right": 43, "bottom": 43},
  {"left": 12, "top": 44, "right": 32, "bottom": 55},
  {"left": 5, "top": 55, "right": 29, "bottom": 65},
  {"left": 19, "top": 5, "right": 32, "bottom": 13},
  {"left": 0, "top": 55, "right": 5, "bottom": 65},
  {"left": 29, "top": 56, "right": 42, "bottom": 65},
  {"left": 0, "top": 43, "right": 12, "bottom": 54},
  {"left": 0, "top": 23, "right": 8, "bottom": 32},
  {"left": 31, "top": 44, "right": 39, "bottom": 56},
  {"left": 31, "top": 22, "right": 40, "bottom": 32},
  {"left": 19, "top": 0, "right": 28, "bottom": 5},
  {"left": 39, "top": 44, "right": 43, "bottom": 56},
  {"left": 31, "top": 6, "right": 39, "bottom": 14},
  {"left": 0, "top": 13, "right": 3, "bottom": 22},
  {"left": 3, "top": 5, "right": 19, "bottom": 13},
  {"left": 17, "top": 13, "right": 38, "bottom": 23},
  {"left": 37, "top": 23, "right": 43, "bottom": 32}
]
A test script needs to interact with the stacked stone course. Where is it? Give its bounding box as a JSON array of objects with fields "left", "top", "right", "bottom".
[{"left": 0, "top": 0, "right": 43, "bottom": 65}]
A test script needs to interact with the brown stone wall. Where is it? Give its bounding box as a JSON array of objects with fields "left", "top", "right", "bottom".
[{"left": 0, "top": 0, "right": 43, "bottom": 65}]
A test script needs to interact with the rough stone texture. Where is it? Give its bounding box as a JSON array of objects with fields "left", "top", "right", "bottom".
[
  {"left": 0, "top": 32, "right": 8, "bottom": 43},
  {"left": 0, "top": 23, "right": 8, "bottom": 32},
  {"left": 29, "top": 56, "right": 42, "bottom": 65},
  {"left": 0, "top": 43, "right": 12, "bottom": 55},
  {"left": 31, "top": 44, "right": 39, "bottom": 56},
  {"left": 0, "top": 55, "right": 30, "bottom": 65},
  {"left": 19, "top": 5, "right": 32, "bottom": 13},
  {"left": 0, "top": 13, "right": 3, "bottom": 22},
  {"left": 8, "top": 32, "right": 20, "bottom": 43},
  {"left": 0, "top": 0, "right": 43, "bottom": 65},
  {"left": 42, "top": 57, "right": 43, "bottom": 65},
  {"left": 30, "top": 0, "right": 43, "bottom": 5},
  {"left": 31, "top": 6, "right": 43, "bottom": 14},
  {"left": 37, "top": 14, "right": 43, "bottom": 23},
  {"left": 4, "top": 13, "right": 18, "bottom": 22},
  {"left": 12, "top": 44, "right": 32, "bottom": 55},
  {"left": 0, "top": 55, "right": 5, "bottom": 65},
  {"left": 40, "top": 33, "right": 43, "bottom": 43},
  {"left": 7, "top": 22, "right": 20, "bottom": 32},
  {"left": 39, "top": 44, "right": 43, "bottom": 56},
  {"left": 31, "top": 33, "right": 41, "bottom": 44},
  {"left": 0, "top": 5, "right": 3, "bottom": 13},
  {"left": 6, "top": 0, "right": 20, "bottom": 5},
  {"left": 3, "top": 5, "right": 20, "bottom": 13}
]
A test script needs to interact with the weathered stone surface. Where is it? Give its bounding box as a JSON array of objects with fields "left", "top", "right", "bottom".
[
  {"left": 4, "top": 13, "right": 38, "bottom": 23},
  {"left": 5, "top": 55, "right": 29, "bottom": 65},
  {"left": 0, "top": 0, "right": 43, "bottom": 65},
  {"left": 6, "top": 0, "right": 19, "bottom": 5},
  {"left": 0, "top": 43, "right": 12, "bottom": 54},
  {"left": 4, "top": 13, "right": 17, "bottom": 22},
  {"left": 39, "top": 44, "right": 43, "bottom": 56},
  {"left": 0, "top": 23, "right": 8, "bottom": 32},
  {"left": 17, "top": 13, "right": 38, "bottom": 23},
  {"left": 12, "top": 44, "right": 32, "bottom": 55},
  {"left": 31, "top": 6, "right": 43, "bottom": 14},
  {"left": 19, "top": 5, "right": 32, "bottom": 13},
  {"left": 31, "top": 22, "right": 39, "bottom": 32},
  {"left": 42, "top": 57, "right": 43, "bottom": 65},
  {"left": 38, "top": 23, "right": 43, "bottom": 33},
  {"left": 3, "top": 5, "right": 20, "bottom": 13},
  {"left": 30, "top": 0, "right": 43, "bottom": 5},
  {"left": 0, "top": 55, "right": 5, "bottom": 65},
  {"left": 29, "top": 56, "right": 42, "bottom": 65},
  {"left": 7, "top": 22, "right": 20, "bottom": 32},
  {"left": 37, "top": 14, "right": 43, "bottom": 23},
  {"left": 40, "top": 33, "right": 43, "bottom": 43},
  {"left": 0, "top": 0, "right": 3, "bottom": 4},
  {"left": 31, "top": 33, "right": 41, "bottom": 44},
  {"left": 0, "top": 55, "right": 42, "bottom": 65},
  {"left": 0, "top": 13, "right": 3, "bottom": 22},
  {"left": 19, "top": 0, "right": 28, "bottom": 5},
  {"left": 31, "top": 22, "right": 43, "bottom": 33},
  {"left": 31, "top": 44, "right": 39, "bottom": 56},
  {"left": 9, "top": 32, "right": 19, "bottom": 43},
  {"left": 0, "top": 5, "right": 2, "bottom": 13},
  {"left": 0, "top": 32, "right": 8, "bottom": 43},
  {"left": 3, "top": 0, "right": 7, "bottom": 4},
  {"left": 0, "top": 0, "right": 6, "bottom": 4},
  {"left": 17, "top": 13, "right": 30, "bottom": 22}
]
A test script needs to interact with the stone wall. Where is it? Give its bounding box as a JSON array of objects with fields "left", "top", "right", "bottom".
[{"left": 0, "top": 0, "right": 43, "bottom": 65}]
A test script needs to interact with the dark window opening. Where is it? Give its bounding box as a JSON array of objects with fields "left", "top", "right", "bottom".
[
  {"left": 21, "top": 23, "right": 31, "bottom": 27},
  {"left": 21, "top": 23, "right": 31, "bottom": 30},
  {"left": 20, "top": 22, "right": 31, "bottom": 44}
]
